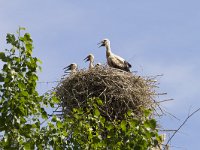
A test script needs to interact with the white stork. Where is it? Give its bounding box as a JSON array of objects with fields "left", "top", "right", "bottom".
[
  {"left": 63, "top": 63, "right": 78, "bottom": 74},
  {"left": 95, "top": 63, "right": 101, "bottom": 67},
  {"left": 84, "top": 54, "right": 94, "bottom": 69},
  {"left": 98, "top": 39, "right": 132, "bottom": 72}
]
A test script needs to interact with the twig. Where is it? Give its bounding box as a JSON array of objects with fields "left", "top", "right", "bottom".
[
  {"left": 166, "top": 107, "right": 200, "bottom": 146},
  {"left": 162, "top": 107, "right": 180, "bottom": 121},
  {"left": 157, "top": 99, "right": 174, "bottom": 103},
  {"left": 160, "top": 129, "right": 177, "bottom": 132},
  {"left": 37, "top": 80, "right": 59, "bottom": 84}
]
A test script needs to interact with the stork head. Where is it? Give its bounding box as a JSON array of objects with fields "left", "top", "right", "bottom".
[
  {"left": 95, "top": 63, "right": 101, "bottom": 67},
  {"left": 71, "top": 63, "right": 78, "bottom": 71},
  {"left": 66, "top": 63, "right": 77, "bottom": 71},
  {"left": 98, "top": 38, "right": 110, "bottom": 47},
  {"left": 84, "top": 54, "right": 94, "bottom": 62}
]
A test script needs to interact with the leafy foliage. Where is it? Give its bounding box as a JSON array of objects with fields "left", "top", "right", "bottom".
[
  {"left": 0, "top": 27, "right": 54, "bottom": 149},
  {"left": 58, "top": 98, "right": 162, "bottom": 149},
  {"left": 0, "top": 28, "right": 161, "bottom": 150}
]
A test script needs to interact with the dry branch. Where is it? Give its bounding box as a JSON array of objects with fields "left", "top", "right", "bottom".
[{"left": 165, "top": 107, "right": 200, "bottom": 147}]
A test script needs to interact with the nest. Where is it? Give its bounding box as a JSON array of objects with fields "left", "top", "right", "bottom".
[{"left": 56, "top": 66, "right": 158, "bottom": 120}]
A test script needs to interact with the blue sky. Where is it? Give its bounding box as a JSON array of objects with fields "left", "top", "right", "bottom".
[{"left": 1, "top": 1, "right": 200, "bottom": 149}]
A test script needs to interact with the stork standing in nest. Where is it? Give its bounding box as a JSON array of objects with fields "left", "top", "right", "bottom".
[
  {"left": 98, "top": 39, "right": 132, "bottom": 72},
  {"left": 84, "top": 54, "right": 101, "bottom": 68},
  {"left": 63, "top": 63, "right": 78, "bottom": 74},
  {"left": 84, "top": 54, "right": 94, "bottom": 69}
]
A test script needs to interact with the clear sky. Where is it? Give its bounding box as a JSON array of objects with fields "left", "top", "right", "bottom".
[{"left": 1, "top": 1, "right": 200, "bottom": 149}]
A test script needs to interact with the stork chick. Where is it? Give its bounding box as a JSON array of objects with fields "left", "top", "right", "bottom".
[
  {"left": 63, "top": 63, "right": 78, "bottom": 74},
  {"left": 84, "top": 54, "right": 94, "bottom": 69},
  {"left": 95, "top": 63, "right": 101, "bottom": 67},
  {"left": 98, "top": 39, "right": 132, "bottom": 72}
]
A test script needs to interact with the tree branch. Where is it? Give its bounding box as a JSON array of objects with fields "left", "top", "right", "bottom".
[{"left": 165, "top": 107, "right": 200, "bottom": 146}]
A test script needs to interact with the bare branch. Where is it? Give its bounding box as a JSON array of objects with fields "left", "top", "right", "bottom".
[
  {"left": 157, "top": 99, "right": 174, "bottom": 103},
  {"left": 37, "top": 80, "right": 60, "bottom": 84},
  {"left": 165, "top": 107, "right": 200, "bottom": 146}
]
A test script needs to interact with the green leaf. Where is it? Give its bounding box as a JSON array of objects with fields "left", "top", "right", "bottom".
[
  {"left": 52, "top": 115, "right": 58, "bottom": 122},
  {"left": 25, "top": 43, "right": 33, "bottom": 52},
  {"left": 24, "top": 124, "right": 32, "bottom": 131},
  {"left": 42, "top": 110, "right": 48, "bottom": 119},
  {"left": 106, "top": 122, "right": 113, "bottom": 131},
  {"left": 129, "top": 119, "right": 137, "bottom": 128},
  {"left": 127, "top": 110, "right": 132, "bottom": 116},
  {"left": 94, "top": 108, "right": 100, "bottom": 117},
  {"left": 120, "top": 120, "right": 126, "bottom": 132},
  {"left": 6, "top": 33, "right": 16, "bottom": 44},
  {"left": 93, "top": 103, "right": 97, "bottom": 108},
  {"left": 37, "top": 58, "right": 42, "bottom": 64},
  {"left": 96, "top": 98, "right": 103, "bottom": 105},
  {"left": 24, "top": 142, "right": 31, "bottom": 150},
  {"left": 19, "top": 27, "right": 26, "bottom": 31},
  {"left": 38, "top": 66, "right": 42, "bottom": 72},
  {"left": 21, "top": 91, "right": 29, "bottom": 97},
  {"left": 62, "top": 130, "right": 68, "bottom": 136},
  {"left": 18, "top": 81, "right": 25, "bottom": 89},
  {"left": 144, "top": 109, "right": 151, "bottom": 117},
  {"left": 0, "top": 52, "right": 7, "bottom": 62},
  {"left": 24, "top": 33, "right": 32, "bottom": 42},
  {"left": 0, "top": 73, "right": 4, "bottom": 82},
  {"left": 52, "top": 96, "right": 60, "bottom": 103},
  {"left": 149, "top": 119, "right": 156, "bottom": 129},
  {"left": 35, "top": 121, "right": 40, "bottom": 128},
  {"left": 57, "top": 121, "right": 63, "bottom": 129},
  {"left": 20, "top": 117, "right": 26, "bottom": 124},
  {"left": 100, "top": 116, "right": 105, "bottom": 124}
]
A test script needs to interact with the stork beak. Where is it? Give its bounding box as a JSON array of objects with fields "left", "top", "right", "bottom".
[
  {"left": 98, "top": 41, "right": 104, "bottom": 48},
  {"left": 63, "top": 65, "right": 71, "bottom": 71},
  {"left": 64, "top": 66, "right": 71, "bottom": 73},
  {"left": 84, "top": 56, "right": 90, "bottom": 62}
]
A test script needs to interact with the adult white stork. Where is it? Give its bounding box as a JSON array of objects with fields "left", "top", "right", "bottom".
[
  {"left": 84, "top": 54, "right": 94, "bottom": 69},
  {"left": 98, "top": 39, "right": 132, "bottom": 72},
  {"left": 63, "top": 63, "right": 78, "bottom": 74}
]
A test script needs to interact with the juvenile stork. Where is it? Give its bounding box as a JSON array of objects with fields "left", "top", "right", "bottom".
[
  {"left": 95, "top": 63, "right": 101, "bottom": 67},
  {"left": 84, "top": 54, "right": 94, "bottom": 69},
  {"left": 98, "top": 39, "right": 132, "bottom": 72},
  {"left": 63, "top": 63, "right": 78, "bottom": 74}
]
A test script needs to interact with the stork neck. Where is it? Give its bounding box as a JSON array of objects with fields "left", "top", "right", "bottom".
[
  {"left": 89, "top": 61, "right": 94, "bottom": 69},
  {"left": 71, "top": 69, "right": 76, "bottom": 73},
  {"left": 105, "top": 44, "right": 112, "bottom": 57}
]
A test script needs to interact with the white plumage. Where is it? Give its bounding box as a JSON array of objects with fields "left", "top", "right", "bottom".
[
  {"left": 84, "top": 54, "right": 94, "bottom": 69},
  {"left": 99, "top": 39, "right": 132, "bottom": 72},
  {"left": 63, "top": 63, "right": 78, "bottom": 74}
]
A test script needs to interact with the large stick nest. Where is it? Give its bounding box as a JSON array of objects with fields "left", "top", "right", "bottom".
[{"left": 56, "top": 66, "right": 158, "bottom": 120}]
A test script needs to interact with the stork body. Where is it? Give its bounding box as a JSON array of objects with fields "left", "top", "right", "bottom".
[
  {"left": 84, "top": 54, "right": 94, "bottom": 69},
  {"left": 63, "top": 63, "right": 78, "bottom": 74},
  {"left": 99, "top": 39, "right": 132, "bottom": 72}
]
